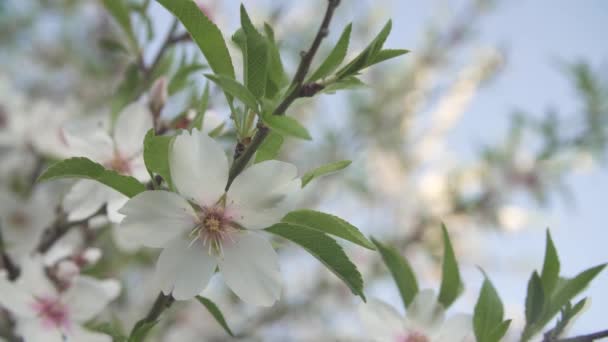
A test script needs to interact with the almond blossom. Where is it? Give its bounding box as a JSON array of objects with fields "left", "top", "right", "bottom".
[
  {"left": 119, "top": 129, "right": 299, "bottom": 305},
  {"left": 359, "top": 290, "right": 473, "bottom": 342},
  {"left": 61, "top": 102, "right": 152, "bottom": 225},
  {"left": 0, "top": 257, "right": 120, "bottom": 342}
]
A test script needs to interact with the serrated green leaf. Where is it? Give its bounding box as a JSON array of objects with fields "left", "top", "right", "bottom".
[
  {"left": 282, "top": 209, "right": 374, "bottom": 250},
  {"left": 262, "top": 114, "right": 311, "bottom": 140},
  {"left": 263, "top": 23, "right": 287, "bottom": 97},
  {"left": 336, "top": 20, "right": 392, "bottom": 79},
  {"left": 438, "top": 224, "right": 463, "bottom": 308},
  {"left": 372, "top": 238, "right": 418, "bottom": 310},
  {"left": 168, "top": 63, "right": 207, "bottom": 95},
  {"left": 307, "top": 23, "right": 352, "bottom": 82},
  {"left": 240, "top": 4, "right": 269, "bottom": 98},
  {"left": 546, "top": 263, "right": 605, "bottom": 319},
  {"left": 255, "top": 131, "right": 283, "bottom": 163},
  {"left": 322, "top": 76, "right": 365, "bottom": 94},
  {"left": 38, "top": 157, "right": 145, "bottom": 198},
  {"left": 190, "top": 82, "right": 210, "bottom": 131},
  {"left": 101, "top": 0, "right": 137, "bottom": 49},
  {"left": 195, "top": 296, "right": 234, "bottom": 337},
  {"left": 474, "top": 275, "right": 505, "bottom": 342},
  {"left": 301, "top": 160, "right": 351, "bottom": 187},
  {"left": 143, "top": 130, "right": 173, "bottom": 189},
  {"left": 128, "top": 320, "right": 158, "bottom": 342},
  {"left": 540, "top": 230, "right": 560, "bottom": 295},
  {"left": 487, "top": 320, "right": 512, "bottom": 342},
  {"left": 367, "top": 49, "right": 409, "bottom": 66},
  {"left": 205, "top": 74, "right": 259, "bottom": 111},
  {"left": 525, "top": 272, "right": 545, "bottom": 326},
  {"left": 156, "top": 0, "right": 234, "bottom": 79},
  {"left": 266, "top": 223, "right": 365, "bottom": 301}
]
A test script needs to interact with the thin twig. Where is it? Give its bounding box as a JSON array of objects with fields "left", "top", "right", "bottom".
[
  {"left": 36, "top": 206, "right": 106, "bottom": 254},
  {"left": 225, "top": 0, "right": 341, "bottom": 190},
  {"left": 0, "top": 227, "right": 19, "bottom": 281},
  {"left": 142, "top": 19, "right": 180, "bottom": 80},
  {"left": 551, "top": 329, "right": 608, "bottom": 342}
]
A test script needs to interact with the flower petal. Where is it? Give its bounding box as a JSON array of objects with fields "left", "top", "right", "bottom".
[
  {"left": 169, "top": 129, "right": 228, "bottom": 206},
  {"left": 435, "top": 313, "right": 473, "bottom": 342},
  {"left": 16, "top": 320, "right": 63, "bottom": 342},
  {"left": 359, "top": 298, "right": 405, "bottom": 341},
  {"left": 113, "top": 102, "right": 153, "bottom": 158},
  {"left": 106, "top": 193, "right": 128, "bottom": 223},
  {"left": 0, "top": 272, "right": 35, "bottom": 318},
  {"left": 16, "top": 256, "right": 57, "bottom": 298},
  {"left": 228, "top": 160, "right": 297, "bottom": 209},
  {"left": 62, "top": 115, "right": 114, "bottom": 163},
  {"left": 63, "top": 276, "right": 120, "bottom": 322},
  {"left": 119, "top": 191, "right": 197, "bottom": 248},
  {"left": 63, "top": 180, "right": 113, "bottom": 221},
  {"left": 405, "top": 289, "right": 445, "bottom": 333},
  {"left": 154, "top": 237, "right": 217, "bottom": 300},
  {"left": 69, "top": 326, "right": 112, "bottom": 342},
  {"left": 218, "top": 232, "right": 281, "bottom": 306}
]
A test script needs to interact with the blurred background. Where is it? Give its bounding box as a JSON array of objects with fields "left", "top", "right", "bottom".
[{"left": 1, "top": 0, "right": 607, "bottom": 340}]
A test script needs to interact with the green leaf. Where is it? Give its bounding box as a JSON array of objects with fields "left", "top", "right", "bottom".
[
  {"left": 301, "top": 160, "right": 351, "bottom": 187},
  {"left": 367, "top": 49, "right": 409, "bottom": 67},
  {"left": 205, "top": 74, "right": 259, "bottom": 111},
  {"left": 195, "top": 296, "right": 234, "bottom": 337},
  {"left": 88, "top": 321, "right": 127, "bottom": 342},
  {"left": 38, "top": 157, "right": 145, "bottom": 198},
  {"left": 307, "top": 23, "right": 352, "bottom": 82},
  {"left": 263, "top": 23, "right": 287, "bottom": 97},
  {"left": 156, "top": 0, "right": 234, "bottom": 79},
  {"left": 254, "top": 131, "right": 283, "bottom": 163},
  {"left": 540, "top": 230, "right": 560, "bottom": 295},
  {"left": 101, "top": 0, "right": 137, "bottom": 49},
  {"left": 525, "top": 272, "right": 545, "bottom": 326},
  {"left": 487, "top": 320, "right": 512, "bottom": 342},
  {"left": 322, "top": 76, "right": 366, "bottom": 94},
  {"left": 262, "top": 114, "right": 311, "bottom": 140},
  {"left": 190, "top": 82, "right": 210, "bottom": 131},
  {"left": 168, "top": 63, "right": 207, "bottom": 95},
  {"left": 546, "top": 263, "right": 605, "bottom": 319},
  {"left": 474, "top": 275, "right": 506, "bottom": 342},
  {"left": 335, "top": 20, "right": 392, "bottom": 79},
  {"left": 545, "top": 298, "right": 587, "bottom": 340},
  {"left": 282, "top": 209, "right": 375, "bottom": 250},
  {"left": 240, "top": 5, "right": 269, "bottom": 99},
  {"left": 111, "top": 63, "right": 143, "bottom": 120},
  {"left": 266, "top": 223, "right": 365, "bottom": 301},
  {"left": 143, "top": 130, "right": 174, "bottom": 189},
  {"left": 128, "top": 320, "right": 158, "bottom": 342},
  {"left": 438, "top": 224, "right": 463, "bottom": 308},
  {"left": 371, "top": 238, "right": 418, "bottom": 310}
]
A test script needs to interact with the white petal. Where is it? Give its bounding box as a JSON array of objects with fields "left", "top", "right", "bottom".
[
  {"left": 16, "top": 320, "right": 63, "bottom": 342},
  {"left": 111, "top": 223, "right": 141, "bottom": 252},
  {"left": 230, "top": 179, "right": 300, "bottom": 229},
  {"left": 358, "top": 298, "right": 405, "bottom": 341},
  {"left": 62, "top": 115, "right": 114, "bottom": 163},
  {"left": 113, "top": 102, "right": 153, "bottom": 158},
  {"left": 435, "top": 313, "right": 473, "bottom": 342},
  {"left": 0, "top": 272, "right": 35, "bottom": 318},
  {"left": 169, "top": 129, "right": 228, "bottom": 206},
  {"left": 154, "top": 237, "right": 217, "bottom": 300},
  {"left": 406, "top": 289, "right": 445, "bottom": 333},
  {"left": 119, "top": 191, "right": 197, "bottom": 248},
  {"left": 63, "top": 180, "right": 112, "bottom": 221},
  {"left": 68, "top": 326, "right": 112, "bottom": 342},
  {"left": 63, "top": 276, "right": 120, "bottom": 322},
  {"left": 228, "top": 160, "right": 297, "bottom": 209},
  {"left": 106, "top": 193, "right": 128, "bottom": 223},
  {"left": 218, "top": 232, "right": 281, "bottom": 306},
  {"left": 16, "top": 256, "right": 57, "bottom": 298}
]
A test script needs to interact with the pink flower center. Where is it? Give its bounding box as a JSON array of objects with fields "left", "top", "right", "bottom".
[
  {"left": 396, "top": 332, "right": 429, "bottom": 342},
  {"left": 33, "top": 297, "right": 70, "bottom": 330},
  {"left": 193, "top": 206, "right": 236, "bottom": 255},
  {"left": 105, "top": 152, "right": 132, "bottom": 175}
]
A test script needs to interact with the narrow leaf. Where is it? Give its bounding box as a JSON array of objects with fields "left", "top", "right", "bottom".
[
  {"left": 101, "top": 0, "right": 137, "bottom": 48},
  {"left": 205, "top": 74, "right": 259, "bottom": 111},
  {"left": 282, "top": 210, "right": 375, "bottom": 250},
  {"left": 143, "top": 130, "right": 174, "bottom": 189},
  {"left": 240, "top": 5, "right": 269, "bottom": 98},
  {"left": 546, "top": 264, "right": 606, "bottom": 318},
  {"left": 168, "top": 63, "right": 207, "bottom": 95},
  {"left": 336, "top": 20, "right": 392, "bottom": 79},
  {"left": 190, "top": 82, "right": 210, "bottom": 131},
  {"left": 128, "top": 320, "right": 158, "bottom": 342},
  {"left": 474, "top": 275, "right": 505, "bottom": 342},
  {"left": 156, "top": 0, "right": 234, "bottom": 79},
  {"left": 38, "top": 157, "right": 145, "bottom": 198},
  {"left": 438, "top": 224, "right": 463, "bottom": 308},
  {"left": 372, "top": 238, "right": 418, "bottom": 310},
  {"left": 367, "top": 49, "right": 409, "bottom": 66},
  {"left": 266, "top": 223, "right": 366, "bottom": 301},
  {"left": 301, "top": 160, "right": 351, "bottom": 187},
  {"left": 262, "top": 114, "right": 311, "bottom": 140},
  {"left": 540, "top": 230, "right": 560, "bottom": 295},
  {"left": 195, "top": 296, "right": 234, "bottom": 337},
  {"left": 307, "top": 23, "right": 352, "bottom": 82},
  {"left": 255, "top": 131, "right": 283, "bottom": 163},
  {"left": 525, "top": 272, "right": 545, "bottom": 326}
]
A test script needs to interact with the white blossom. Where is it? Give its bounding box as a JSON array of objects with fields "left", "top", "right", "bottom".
[
  {"left": 119, "top": 129, "right": 299, "bottom": 305},
  {"left": 359, "top": 290, "right": 473, "bottom": 342},
  {"left": 0, "top": 257, "right": 120, "bottom": 342}
]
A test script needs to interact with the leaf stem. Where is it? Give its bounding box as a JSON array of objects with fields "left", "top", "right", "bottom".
[{"left": 225, "top": 0, "right": 341, "bottom": 190}]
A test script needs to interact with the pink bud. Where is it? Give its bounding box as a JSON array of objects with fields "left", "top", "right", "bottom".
[{"left": 149, "top": 77, "right": 168, "bottom": 114}]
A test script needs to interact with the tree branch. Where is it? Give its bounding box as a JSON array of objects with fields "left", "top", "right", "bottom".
[
  {"left": 0, "top": 227, "right": 19, "bottom": 281},
  {"left": 225, "top": 0, "right": 341, "bottom": 190},
  {"left": 36, "top": 206, "right": 106, "bottom": 254},
  {"left": 551, "top": 330, "right": 608, "bottom": 342}
]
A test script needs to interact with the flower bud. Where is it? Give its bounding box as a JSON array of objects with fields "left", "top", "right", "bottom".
[
  {"left": 56, "top": 260, "right": 79, "bottom": 284},
  {"left": 149, "top": 77, "right": 168, "bottom": 115}
]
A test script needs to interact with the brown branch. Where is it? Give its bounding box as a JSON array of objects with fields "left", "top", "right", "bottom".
[
  {"left": 36, "top": 206, "right": 106, "bottom": 254},
  {"left": 550, "top": 330, "right": 608, "bottom": 342},
  {"left": 0, "top": 227, "right": 19, "bottom": 281},
  {"left": 225, "top": 0, "right": 341, "bottom": 190}
]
